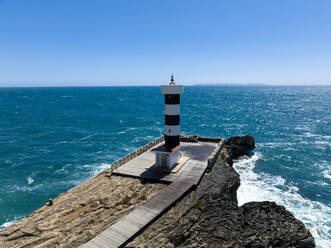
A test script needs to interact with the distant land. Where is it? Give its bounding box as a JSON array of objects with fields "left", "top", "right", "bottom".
[
  {"left": 194, "top": 83, "right": 266, "bottom": 86},
  {"left": 194, "top": 83, "right": 331, "bottom": 87}
]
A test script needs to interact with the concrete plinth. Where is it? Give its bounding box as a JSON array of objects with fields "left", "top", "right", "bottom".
[{"left": 151, "top": 143, "right": 180, "bottom": 171}]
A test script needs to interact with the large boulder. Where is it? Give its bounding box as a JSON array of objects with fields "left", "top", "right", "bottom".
[
  {"left": 240, "top": 201, "right": 315, "bottom": 248},
  {"left": 225, "top": 135, "right": 255, "bottom": 158},
  {"left": 165, "top": 160, "right": 315, "bottom": 248}
]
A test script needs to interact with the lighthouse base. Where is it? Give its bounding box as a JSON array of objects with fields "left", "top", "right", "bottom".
[{"left": 151, "top": 143, "right": 181, "bottom": 171}]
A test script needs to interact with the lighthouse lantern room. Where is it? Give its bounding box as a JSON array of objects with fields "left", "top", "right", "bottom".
[{"left": 151, "top": 75, "right": 184, "bottom": 170}]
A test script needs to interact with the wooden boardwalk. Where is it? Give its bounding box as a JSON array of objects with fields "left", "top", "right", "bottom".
[
  {"left": 81, "top": 140, "right": 222, "bottom": 248},
  {"left": 81, "top": 181, "right": 193, "bottom": 248},
  {"left": 112, "top": 142, "right": 218, "bottom": 185}
]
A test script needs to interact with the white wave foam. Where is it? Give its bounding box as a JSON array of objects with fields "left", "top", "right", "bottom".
[
  {"left": 262, "top": 142, "right": 295, "bottom": 149},
  {"left": 54, "top": 133, "right": 100, "bottom": 145},
  {"left": 295, "top": 125, "right": 310, "bottom": 131},
  {"left": 315, "top": 141, "right": 331, "bottom": 146},
  {"left": 79, "top": 162, "right": 112, "bottom": 176},
  {"left": 0, "top": 220, "right": 16, "bottom": 230},
  {"left": 93, "top": 163, "right": 112, "bottom": 175},
  {"left": 27, "top": 177, "right": 34, "bottom": 185},
  {"left": 123, "top": 147, "right": 135, "bottom": 152},
  {"left": 322, "top": 170, "right": 331, "bottom": 179},
  {"left": 234, "top": 153, "right": 331, "bottom": 248},
  {"left": 118, "top": 127, "right": 136, "bottom": 134},
  {"left": 303, "top": 132, "right": 331, "bottom": 140},
  {"left": 10, "top": 183, "right": 43, "bottom": 192},
  {"left": 78, "top": 133, "right": 99, "bottom": 141}
]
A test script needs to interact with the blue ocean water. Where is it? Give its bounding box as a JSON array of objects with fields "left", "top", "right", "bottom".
[{"left": 0, "top": 86, "right": 330, "bottom": 247}]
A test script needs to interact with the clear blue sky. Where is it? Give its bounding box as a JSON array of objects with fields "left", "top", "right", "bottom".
[{"left": 0, "top": 0, "right": 330, "bottom": 86}]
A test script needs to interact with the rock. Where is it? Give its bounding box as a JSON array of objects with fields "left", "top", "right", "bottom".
[
  {"left": 219, "top": 146, "right": 234, "bottom": 166},
  {"left": 180, "top": 135, "right": 223, "bottom": 143},
  {"left": 163, "top": 160, "right": 315, "bottom": 247},
  {"left": 128, "top": 136, "right": 315, "bottom": 248},
  {"left": 46, "top": 199, "right": 53, "bottom": 206},
  {"left": 0, "top": 135, "right": 315, "bottom": 248},
  {"left": 167, "top": 160, "right": 243, "bottom": 248},
  {"left": 225, "top": 135, "right": 255, "bottom": 158},
  {"left": 180, "top": 135, "right": 198, "bottom": 143},
  {"left": 240, "top": 201, "right": 315, "bottom": 248}
]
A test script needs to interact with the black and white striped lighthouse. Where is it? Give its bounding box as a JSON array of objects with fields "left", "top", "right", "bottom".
[
  {"left": 162, "top": 74, "right": 183, "bottom": 149},
  {"left": 151, "top": 75, "right": 184, "bottom": 170}
]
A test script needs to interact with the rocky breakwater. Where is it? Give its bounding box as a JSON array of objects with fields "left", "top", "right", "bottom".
[
  {"left": 0, "top": 135, "right": 315, "bottom": 248},
  {"left": 127, "top": 135, "right": 315, "bottom": 248}
]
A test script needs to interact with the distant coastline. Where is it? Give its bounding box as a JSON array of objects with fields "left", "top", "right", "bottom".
[{"left": 194, "top": 83, "right": 267, "bottom": 86}]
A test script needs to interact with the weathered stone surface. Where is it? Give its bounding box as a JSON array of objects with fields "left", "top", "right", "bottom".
[
  {"left": 240, "top": 201, "right": 316, "bottom": 248},
  {"left": 0, "top": 136, "right": 315, "bottom": 248},
  {"left": 166, "top": 160, "right": 243, "bottom": 248},
  {"left": 180, "top": 135, "right": 223, "bottom": 143},
  {"left": 0, "top": 174, "right": 165, "bottom": 248},
  {"left": 127, "top": 138, "right": 315, "bottom": 248}
]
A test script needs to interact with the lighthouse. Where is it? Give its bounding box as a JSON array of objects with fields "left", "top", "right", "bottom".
[{"left": 151, "top": 75, "right": 184, "bottom": 170}]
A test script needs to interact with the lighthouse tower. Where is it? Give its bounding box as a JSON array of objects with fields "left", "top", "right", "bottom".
[{"left": 151, "top": 75, "right": 184, "bottom": 170}]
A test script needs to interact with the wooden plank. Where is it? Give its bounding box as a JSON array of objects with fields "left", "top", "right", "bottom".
[
  {"left": 137, "top": 152, "right": 155, "bottom": 161},
  {"left": 119, "top": 158, "right": 152, "bottom": 170},
  {"left": 113, "top": 159, "right": 208, "bottom": 185},
  {"left": 113, "top": 165, "right": 174, "bottom": 183},
  {"left": 112, "top": 142, "right": 216, "bottom": 183},
  {"left": 175, "top": 160, "right": 208, "bottom": 185},
  {"left": 81, "top": 181, "right": 193, "bottom": 248},
  {"left": 81, "top": 207, "right": 157, "bottom": 248},
  {"left": 81, "top": 141, "right": 221, "bottom": 248},
  {"left": 144, "top": 181, "right": 193, "bottom": 211},
  {"left": 144, "top": 156, "right": 190, "bottom": 172}
]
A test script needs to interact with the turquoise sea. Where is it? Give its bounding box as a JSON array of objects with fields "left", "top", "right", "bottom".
[{"left": 0, "top": 86, "right": 330, "bottom": 247}]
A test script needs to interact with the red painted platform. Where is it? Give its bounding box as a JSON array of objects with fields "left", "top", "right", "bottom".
[{"left": 151, "top": 143, "right": 181, "bottom": 153}]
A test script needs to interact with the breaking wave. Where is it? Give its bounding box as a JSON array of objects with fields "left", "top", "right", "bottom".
[{"left": 234, "top": 154, "right": 331, "bottom": 248}]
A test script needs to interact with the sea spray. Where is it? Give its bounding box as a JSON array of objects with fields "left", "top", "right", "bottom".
[{"left": 234, "top": 154, "right": 331, "bottom": 248}]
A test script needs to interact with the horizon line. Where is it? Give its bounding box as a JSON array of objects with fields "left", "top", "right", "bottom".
[{"left": 0, "top": 83, "right": 331, "bottom": 88}]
